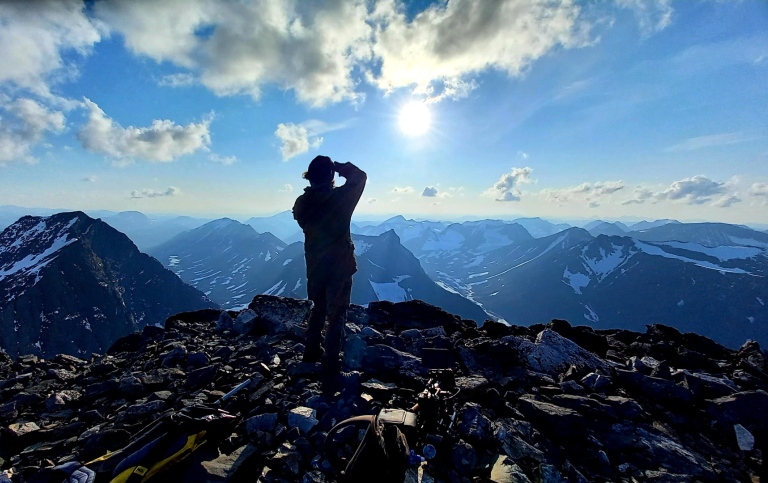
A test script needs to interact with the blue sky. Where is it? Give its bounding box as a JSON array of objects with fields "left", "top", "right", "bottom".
[{"left": 0, "top": 0, "right": 767, "bottom": 224}]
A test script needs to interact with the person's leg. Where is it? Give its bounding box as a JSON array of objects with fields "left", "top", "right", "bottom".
[
  {"left": 321, "top": 276, "right": 353, "bottom": 371},
  {"left": 304, "top": 276, "right": 328, "bottom": 362}
]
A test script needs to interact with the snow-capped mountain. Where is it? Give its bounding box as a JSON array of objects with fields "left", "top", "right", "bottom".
[
  {"left": 424, "top": 225, "right": 768, "bottom": 348},
  {"left": 250, "top": 230, "right": 491, "bottom": 323},
  {"left": 101, "top": 211, "right": 210, "bottom": 251},
  {"left": 627, "top": 222, "right": 768, "bottom": 248},
  {"left": 351, "top": 215, "right": 450, "bottom": 244},
  {"left": 405, "top": 220, "right": 533, "bottom": 272},
  {"left": 0, "top": 212, "right": 216, "bottom": 358},
  {"left": 148, "top": 219, "right": 286, "bottom": 307}
]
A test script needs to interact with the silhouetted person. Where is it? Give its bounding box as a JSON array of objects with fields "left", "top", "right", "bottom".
[{"left": 293, "top": 155, "right": 366, "bottom": 375}]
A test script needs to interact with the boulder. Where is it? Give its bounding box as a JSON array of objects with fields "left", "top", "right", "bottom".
[
  {"left": 517, "top": 330, "right": 609, "bottom": 376},
  {"left": 248, "top": 295, "right": 312, "bottom": 336}
]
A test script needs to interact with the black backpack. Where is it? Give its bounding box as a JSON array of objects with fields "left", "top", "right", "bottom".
[{"left": 326, "top": 412, "right": 411, "bottom": 483}]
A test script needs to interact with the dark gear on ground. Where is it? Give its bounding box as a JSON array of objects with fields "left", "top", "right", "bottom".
[{"left": 292, "top": 156, "right": 366, "bottom": 377}]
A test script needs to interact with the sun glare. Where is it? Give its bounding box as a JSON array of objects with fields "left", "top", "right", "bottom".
[{"left": 398, "top": 101, "right": 432, "bottom": 136}]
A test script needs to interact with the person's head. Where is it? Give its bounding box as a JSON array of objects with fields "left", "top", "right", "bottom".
[{"left": 303, "top": 155, "right": 335, "bottom": 186}]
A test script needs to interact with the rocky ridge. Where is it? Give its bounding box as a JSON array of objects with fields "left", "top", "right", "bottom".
[{"left": 0, "top": 296, "right": 766, "bottom": 482}]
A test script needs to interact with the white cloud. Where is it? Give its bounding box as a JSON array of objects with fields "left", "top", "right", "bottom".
[
  {"left": 279, "top": 183, "right": 293, "bottom": 192},
  {"left": 541, "top": 180, "right": 624, "bottom": 204},
  {"left": 656, "top": 175, "right": 725, "bottom": 205},
  {"left": 713, "top": 194, "right": 741, "bottom": 208},
  {"left": 301, "top": 119, "right": 355, "bottom": 136},
  {"left": 275, "top": 123, "right": 323, "bottom": 161},
  {"left": 158, "top": 73, "right": 197, "bottom": 87},
  {"left": 0, "top": 97, "right": 65, "bottom": 164},
  {"left": 367, "top": 197, "right": 377, "bottom": 204},
  {"left": 369, "top": 0, "right": 591, "bottom": 102},
  {"left": 486, "top": 166, "right": 533, "bottom": 202},
  {"left": 94, "top": 0, "right": 372, "bottom": 107},
  {"left": 517, "top": 151, "right": 529, "bottom": 159},
  {"left": 622, "top": 187, "right": 654, "bottom": 205},
  {"left": 392, "top": 186, "right": 414, "bottom": 193},
  {"left": 208, "top": 153, "right": 237, "bottom": 165},
  {"left": 616, "top": 0, "right": 673, "bottom": 36},
  {"left": 82, "top": 175, "right": 96, "bottom": 182},
  {"left": 0, "top": 0, "right": 102, "bottom": 95},
  {"left": 750, "top": 182, "right": 768, "bottom": 197},
  {"left": 422, "top": 186, "right": 451, "bottom": 198},
  {"left": 421, "top": 186, "right": 438, "bottom": 197},
  {"left": 77, "top": 99, "right": 211, "bottom": 163},
  {"left": 665, "top": 131, "right": 759, "bottom": 152},
  {"left": 592, "top": 180, "right": 625, "bottom": 197},
  {"left": 130, "top": 186, "right": 182, "bottom": 199},
  {"left": 92, "top": 0, "right": 594, "bottom": 106}
]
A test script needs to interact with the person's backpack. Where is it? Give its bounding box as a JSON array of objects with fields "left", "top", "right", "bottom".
[
  {"left": 83, "top": 405, "right": 235, "bottom": 482},
  {"left": 27, "top": 462, "right": 94, "bottom": 483},
  {"left": 326, "top": 411, "right": 411, "bottom": 483}
]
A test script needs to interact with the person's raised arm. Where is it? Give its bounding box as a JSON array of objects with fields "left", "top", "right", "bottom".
[{"left": 334, "top": 161, "right": 367, "bottom": 215}]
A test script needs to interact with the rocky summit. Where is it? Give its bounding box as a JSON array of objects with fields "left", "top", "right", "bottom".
[{"left": 1, "top": 296, "right": 766, "bottom": 482}]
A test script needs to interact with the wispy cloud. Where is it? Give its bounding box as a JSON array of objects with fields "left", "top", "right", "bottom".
[
  {"left": 542, "top": 180, "right": 624, "bottom": 205},
  {"left": 392, "top": 186, "right": 414, "bottom": 194},
  {"left": 750, "top": 182, "right": 768, "bottom": 198},
  {"left": 82, "top": 175, "right": 97, "bottom": 182},
  {"left": 0, "top": 98, "right": 66, "bottom": 165},
  {"left": 665, "top": 131, "right": 759, "bottom": 152},
  {"left": 616, "top": 0, "right": 673, "bottom": 36},
  {"left": 130, "top": 186, "right": 182, "bottom": 199},
  {"left": 208, "top": 153, "right": 237, "bottom": 165},
  {"left": 158, "top": 73, "right": 197, "bottom": 88}
]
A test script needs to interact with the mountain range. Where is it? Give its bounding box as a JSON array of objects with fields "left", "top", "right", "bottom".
[
  {"left": 410, "top": 221, "right": 768, "bottom": 348},
  {"left": 0, "top": 212, "right": 216, "bottom": 358},
  {"left": 2, "top": 206, "right": 767, "bottom": 355},
  {"left": 149, "top": 218, "right": 489, "bottom": 322}
]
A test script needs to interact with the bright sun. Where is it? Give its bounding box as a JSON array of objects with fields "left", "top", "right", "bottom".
[{"left": 398, "top": 101, "right": 432, "bottom": 136}]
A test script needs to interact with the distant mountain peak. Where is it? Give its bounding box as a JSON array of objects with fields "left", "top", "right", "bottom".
[
  {"left": 383, "top": 214, "right": 408, "bottom": 224},
  {"left": 0, "top": 211, "right": 216, "bottom": 357}
]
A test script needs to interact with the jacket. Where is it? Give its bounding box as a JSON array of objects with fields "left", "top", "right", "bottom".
[{"left": 292, "top": 162, "right": 367, "bottom": 281}]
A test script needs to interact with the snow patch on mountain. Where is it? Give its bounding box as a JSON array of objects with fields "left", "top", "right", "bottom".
[
  {"left": 264, "top": 280, "right": 286, "bottom": 296},
  {"left": 423, "top": 230, "right": 464, "bottom": 253},
  {"left": 657, "top": 241, "right": 762, "bottom": 261},
  {"left": 634, "top": 241, "right": 751, "bottom": 274},
  {"left": 584, "top": 304, "right": 599, "bottom": 323},
  {"left": 728, "top": 237, "right": 768, "bottom": 250},
  {"left": 582, "top": 244, "right": 633, "bottom": 281},
  {"left": 370, "top": 280, "right": 410, "bottom": 302},
  {"left": 1, "top": 217, "right": 80, "bottom": 301},
  {"left": 354, "top": 241, "right": 372, "bottom": 256},
  {"left": 563, "top": 268, "right": 590, "bottom": 294}
]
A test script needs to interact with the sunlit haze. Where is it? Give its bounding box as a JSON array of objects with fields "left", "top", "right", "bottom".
[{"left": 0, "top": 1, "right": 766, "bottom": 226}]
